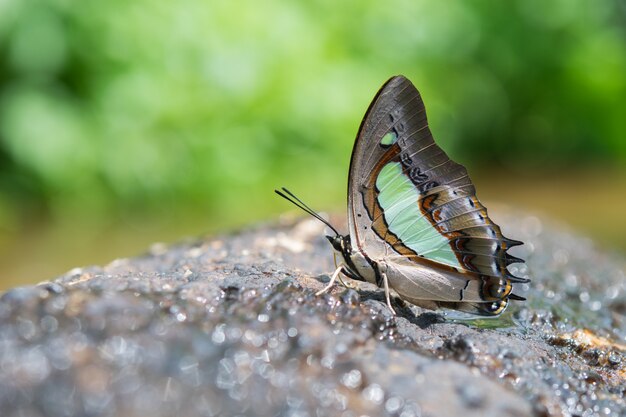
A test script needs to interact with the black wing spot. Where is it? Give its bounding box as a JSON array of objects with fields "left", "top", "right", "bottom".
[
  {"left": 419, "top": 181, "right": 439, "bottom": 193},
  {"left": 409, "top": 167, "right": 429, "bottom": 183},
  {"left": 400, "top": 152, "right": 413, "bottom": 167}
]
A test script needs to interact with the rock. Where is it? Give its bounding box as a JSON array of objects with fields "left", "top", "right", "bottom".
[{"left": 0, "top": 211, "right": 624, "bottom": 417}]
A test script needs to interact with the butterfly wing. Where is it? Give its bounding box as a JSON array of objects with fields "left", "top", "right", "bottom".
[{"left": 347, "top": 75, "right": 526, "bottom": 316}]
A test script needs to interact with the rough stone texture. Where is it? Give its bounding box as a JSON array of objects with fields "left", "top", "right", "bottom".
[{"left": 0, "top": 210, "right": 624, "bottom": 417}]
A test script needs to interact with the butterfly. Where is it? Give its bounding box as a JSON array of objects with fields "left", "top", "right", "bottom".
[{"left": 276, "top": 75, "right": 528, "bottom": 316}]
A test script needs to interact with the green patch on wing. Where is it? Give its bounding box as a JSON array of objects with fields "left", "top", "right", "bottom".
[
  {"left": 380, "top": 131, "right": 398, "bottom": 146},
  {"left": 376, "top": 162, "right": 462, "bottom": 268}
]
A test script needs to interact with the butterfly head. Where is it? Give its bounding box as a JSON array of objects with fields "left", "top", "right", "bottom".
[{"left": 325, "top": 234, "right": 350, "bottom": 254}]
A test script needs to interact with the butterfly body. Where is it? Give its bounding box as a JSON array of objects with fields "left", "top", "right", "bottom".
[{"left": 277, "top": 75, "right": 527, "bottom": 317}]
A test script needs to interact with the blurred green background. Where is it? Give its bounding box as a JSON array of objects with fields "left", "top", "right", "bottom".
[{"left": 1, "top": 0, "right": 625, "bottom": 290}]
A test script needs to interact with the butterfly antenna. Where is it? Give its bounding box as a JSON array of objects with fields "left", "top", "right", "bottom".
[{"left": 274, "top": 187, "right": 341, "bottom": 237}]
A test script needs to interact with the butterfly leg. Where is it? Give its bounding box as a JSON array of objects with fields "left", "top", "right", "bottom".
[
  {"left": 316, "top": 264, "right": 344, "bottom": 296},
  {"left": 333, "top": 252, "right": 355, "bottom": 289},
  {"left": 382, "top": 271, "right": 397, "bottom": 316},
  {"left": 337, "top": 273, "right": 355, "bottom": 289}
]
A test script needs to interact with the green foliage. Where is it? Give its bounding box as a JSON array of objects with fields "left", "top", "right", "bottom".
[{"left": 0, "top": 0, "right": 625, "bottom": 228}]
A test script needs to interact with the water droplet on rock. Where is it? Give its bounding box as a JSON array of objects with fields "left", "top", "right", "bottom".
[
  {"left": 362, "top": 383, "right": 385, "bottom": 405},
  {"left": 385, "top": 396, "right": 404, "bottom": 413},
  {"left": 341, "top": 370, "right": 362, "bottom": 390}
]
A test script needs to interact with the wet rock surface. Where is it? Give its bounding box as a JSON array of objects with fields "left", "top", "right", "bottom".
[{"left": 0, "top": 211, "right": 624, "bottom": 417}]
